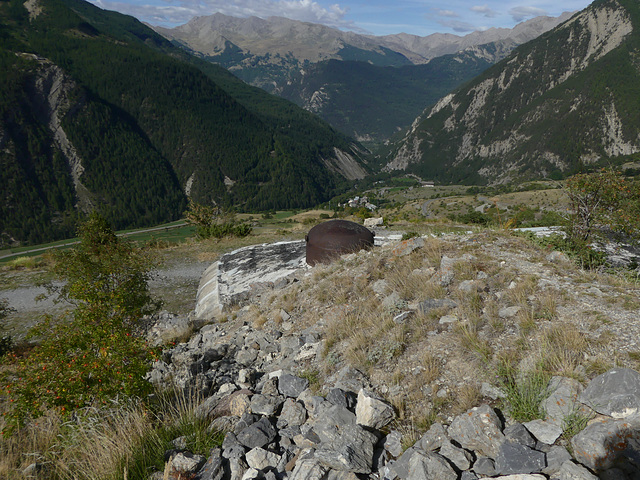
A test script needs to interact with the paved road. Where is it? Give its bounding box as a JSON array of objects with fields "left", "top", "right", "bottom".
[{"left": 0, "top": 222, "right": 187, "bottom": 261}]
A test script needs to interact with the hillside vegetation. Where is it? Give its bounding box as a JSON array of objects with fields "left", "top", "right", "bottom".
[
  {"left": 385, "top": 0, "right": 640, "bottom": 184},
  {"left": 0, "top": 0, "right": 366, "bottom": 247}
]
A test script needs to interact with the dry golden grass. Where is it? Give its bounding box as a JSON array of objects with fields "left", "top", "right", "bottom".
[{"left": 539, "top": 323, "right": 589, "bottom": 377}]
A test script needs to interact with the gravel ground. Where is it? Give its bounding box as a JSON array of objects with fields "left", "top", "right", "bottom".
[{"left": 0, "top": 258, "right": 212, "bottom": 339}]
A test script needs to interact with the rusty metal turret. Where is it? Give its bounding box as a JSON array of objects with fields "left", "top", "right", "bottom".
[{"left": 305, "top": 219, "right": 374, "bottom": 266}]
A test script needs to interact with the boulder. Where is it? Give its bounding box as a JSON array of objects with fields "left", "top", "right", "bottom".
[
  {"left": 494, "top": 441, "right": 546, "bottom": 475},
  {"left": 279, "top": 374, "right": 310, "bottom": 398},
  {"left": 355, "top": 389, "right": 395, "bottom": 429},
  {"left": 314, "top": 424, "right": 378, "bottom": 473},
  {"left": 543, "top": 376, "right": 587, "bottom": 427},
  {"left": 579, "top": 368, "right": 640, "bottom": 418},
  {"left": 245, "top": 447, "right": 280, "bottom": 470},
  {"left": 571, "top": 415, "right": 640, "bottom": 473},
  {"left": 236, "top": 418, "right": 278, "bottom": 449},
  {"left": 406, "top": 450, "right": 457, "bottom": 480},
  {"left": 449, "top": 405, "right": 505, "bottom": 458}
]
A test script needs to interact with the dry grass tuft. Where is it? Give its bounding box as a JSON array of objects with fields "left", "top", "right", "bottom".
[{"left": 539, "top": 323, "right": 589, "bottom": 377}]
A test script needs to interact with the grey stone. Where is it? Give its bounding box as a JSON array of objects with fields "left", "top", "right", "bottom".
[
  {"left": 384, "top": 430, "right": 404, "bottom": 458},
  {"left": 222, "top": 432, "right": 247, "bottom": 460},
  {"left": 194, "top": 240, "right": 307, "bottom": 320},
  {"left": 418, "top": 298, "right": 458, "bottom": 314},
  {"left": 437, "top": 256, "right": 457, "bottom": 286},
  {"left": 449, "top": 404, "right": 505, "bottom": 458},
  {"left": 245, "top": 447, "right": 280, "bottom": 470},
  {"left": 393, "top": 311, "right": 412, "bottom": 324},
  {"left": 313, "top": 405, "right": 357, "bottom": 444},
  {"left": 481, "top": 382, "right": 506, "bottom": 400},
  {"left": 146, "top": 311, "right": 192, "bottom": 347},
  {"left": 439, "top": 314, "right": 458, "bottom": 325},
  {"left": 473, "top": 456, "right": 496, "bottom": 477},
  {"left": 547, "top": 251, "right": 570, "bottom": 264},
  {"left": 314, "top": 424, "right": 378, "bottom": 473},
  {"left": 235, "top": 348, "right": 259, "bottom": 367},
  {"left": 229, "top": 456, "right": 249, "bottom": 480},
  {"left": 571, "top": 415, "right": 640, "bottom": 472},
  {"left": 355, "top": 388, "right": 395, "bottom": 429},
  {"left": 230, "top": 392, "right": 253, "bottom": 417},
  {"left": 388, "top": 447, "right": 417, "bottom": 479},
  {"left": 504, "top": 423, "right": 536, "bottom": 448},
  {"left": 324, "top": 471, "right": 361, "bottom": 480},
  {"left": 439, "top": 438, "right": 473, "bottom": 471},
  {"left": 250, "top": 394, "right": 284, "bottom": 416},
  {"left": 551, "top": 460, "right": 599, "bottom": 480},
  {"left": 236, "top": 418, "right": 278, "bottom": 449},
  {"left": 543, "top": 376, "right": 586, "bottom": 427},
  {"left": 458, "top": 280, "right": 477, "bottom": 293},
  {"left": 524, "top": 419, "right": 563, "bottom": 445},
  {"left": 327, "top": 388, "right": 357, "bottom": 410},
  {"left": 499, "top": 306, "right": 521, "bottom": 318},
  {"left": 261, "top": 377, "right": 279, "bottom": 396},
  {"left": 494, "top": 441, "right": 546, "bottom": 475},
  {"left": 210, "top": 415, "right": 239, "bottom": 433},
  {"left": 240, "top": 468, "right": 260, "bottom": 480},
  {"left": 197, "top": 448, "right": 225, "bottom": 480},
  {"left": 391, "top": 236, "right": 425, "bottom": 257},
  {"left": 330, "top": 366, "right": 371, "bottom": 393},
  {"left": 417, "top": 422, "right": 448, "bottom": 451},
  {"left": 371, "top": 279, "right": 389, "bottom": 295},
  {"left": 277, "top": 398, "right": 308, "bottom": 429},
  {"left": 279, "top": 374, "right": 310, "bottom": 398},
  {"left": 288, "top": 458, "right": 328, "bottom": 480},
  {"left": 542, "top": 446, "right": 572, "bottom": 476},
  {"left": 406, "top": 450, "right": 457, "bottom": 480},
  {"left": 579, "top": 368, "right": 640, "bottom": 418},
  {"left": 170, "top": 452, "right": 207, "bottom": 474},
  {"left": 461, "top": 472, "right": 479, "bottom": 480}
]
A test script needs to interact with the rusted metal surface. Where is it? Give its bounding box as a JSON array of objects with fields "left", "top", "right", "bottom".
[{"left": 305, "top": 220, "right": 374, "bottom": 266}]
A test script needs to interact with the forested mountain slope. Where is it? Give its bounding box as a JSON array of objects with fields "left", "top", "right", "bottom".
[
  {"left": 384, "top": 0, "right": 640, "bottom": 184},
  {"left": 0, "top": 0, "right": 367, "bottom": 246}
]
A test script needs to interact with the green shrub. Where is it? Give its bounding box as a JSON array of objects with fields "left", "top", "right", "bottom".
[
  {"left": 2, "top": 214, "right": 160, "bottom": 430},
  {"left": 565, "top": 168, "right": 640, "bottom": 243},
  {"left": 495, "top": 359, "right": 550, "bottom": 422}
]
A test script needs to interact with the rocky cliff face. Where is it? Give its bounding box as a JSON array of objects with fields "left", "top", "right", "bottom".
[
  {"left": 27, "top": 55, "right": 92, "bottom": 211},
  {"left": 385, "top": 0, "right": 640, "bottom": 184}
]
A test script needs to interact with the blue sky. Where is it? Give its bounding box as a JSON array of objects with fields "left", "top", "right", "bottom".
[{"left": 88, "top": 0, "right": 593, "bottom": 36}]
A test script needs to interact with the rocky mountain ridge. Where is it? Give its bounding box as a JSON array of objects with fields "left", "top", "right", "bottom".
[
  {"left": 384, "top": 0, "right": 640, "bottom": 184},
  {"left": 153, "top": 12, "right": 573, "bottom": 146},
  {"left": 155, "top": 12, "right": 574, "bottom": 66}
]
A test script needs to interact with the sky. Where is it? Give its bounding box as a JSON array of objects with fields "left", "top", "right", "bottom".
[{"left": 88, "top": 0, "right": 594, "bottom": 37}]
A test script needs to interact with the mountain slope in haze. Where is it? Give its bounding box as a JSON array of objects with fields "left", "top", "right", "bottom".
[
  {"left": 278, "top": 52, "right": 492, "bottom": 145},
  {"left": 0, "top": 0, "right": 367, "bottom": 246},
  {"left": 154, "top": 13, "right": 572, "bottom": 147},
  {"left": 384, "top": 0, "right": 640, "bottom": 184}
]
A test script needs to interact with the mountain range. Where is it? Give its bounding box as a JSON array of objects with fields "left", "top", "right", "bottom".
[
  {"left": 154, "top": 12, "right": 574, "bottom": 146},
  {"left": 383, "top": 0, "right": 640, "bottom": 184},
  {"left": 0, "top": 0, "right": 367, "bottom": 246}
]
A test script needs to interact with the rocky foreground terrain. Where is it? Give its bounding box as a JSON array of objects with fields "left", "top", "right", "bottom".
[{"left": 143, "top": 229, "right": 640, "bottom": 479}]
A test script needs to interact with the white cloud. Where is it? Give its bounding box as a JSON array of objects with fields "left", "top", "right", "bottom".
[
  {"left": 435, "top": 9, "right": 459, "bottom": 18},
  {"left": 438, "top": 19, "right": 477, "bottom": 33},
  {"left": 90, "top": 0, "right": 356, "bottom": 29},
  {"left": 509, "top": 6, "right": 549, "bottom": 22},
  {"left": 471, "top": 4, "right": 498, "bottom": 18}
]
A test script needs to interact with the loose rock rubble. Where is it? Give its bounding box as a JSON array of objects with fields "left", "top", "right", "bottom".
[
  {"left": 148, "top": 314, "right": 640, "bottom": 479},
  {"left": 145, "top": 232, "right": 640, "bottom": 480}
]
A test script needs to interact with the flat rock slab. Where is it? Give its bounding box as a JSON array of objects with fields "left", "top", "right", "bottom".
[
  {"left": 579, "top": 368, "right": 640, "bottom": 418},
  {"left": 195, "top": 240, "right": 307, "bottom": 320}
]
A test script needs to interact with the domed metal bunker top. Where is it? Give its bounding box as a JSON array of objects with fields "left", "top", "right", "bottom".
[{"left": 305, "top": 219, "right": 374, "bottom": 266}]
